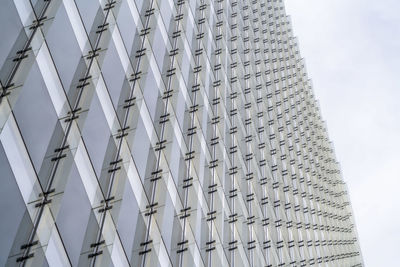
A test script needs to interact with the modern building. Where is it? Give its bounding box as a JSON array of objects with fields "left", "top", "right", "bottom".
[{"left": 0, "top": 0, "right": 363, "bottom": 266}]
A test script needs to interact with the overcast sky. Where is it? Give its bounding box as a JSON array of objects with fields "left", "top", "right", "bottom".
[{"left": 285, "top": 1, "right": 400, "bottom": 266}]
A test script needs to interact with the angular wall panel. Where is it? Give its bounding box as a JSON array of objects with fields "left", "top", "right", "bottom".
[{"left": 0, "top": 0, "right": 363, "bottom": 266}]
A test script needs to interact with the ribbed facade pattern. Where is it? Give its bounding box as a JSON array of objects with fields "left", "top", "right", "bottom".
[{"left": 0, "top": 0, "right": 363, "bottom": 266}]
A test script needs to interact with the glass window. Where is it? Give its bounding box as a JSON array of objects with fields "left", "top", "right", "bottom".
[
  {"left": 159, "top": 0, "right": 172, "bottom": 30},
  {"left": 56, "top": 164, "right": 92, "bottom": 266},
  {"left": 5, "top": 209, "right": 38, "bottom": 265},
  {"left": 142, "top": 68, "right": 161, "bottom": 121},
  {"left": 116, "top": 0, "right": 138, "bottom": 52},
  {"left": 101, "top": 41, "right": 125, "bottom": 109},
  {"left": 131, "top": 116, "right": 150, "bottom": 179},
  {"left": 74, "top": 0, "right": 101, "bottom": 37},
  {"left": 81, "top": 94, "right": 110, "bottom": 178},
  {"left": 13, "top": 62, "right": 58, "bottom": 176},
  {"left": 0, "top": 1, "right": 23, "bottom": 74},
  {"left": 116, "top": 183, "right": 140, "bottom": 259},
  {"left": 180, "top": 52, "right": 191, "bottom": 85},
  {"left": 0, "top": 143, "right": 26, "bottom": 266},
  {"left": 152, "top": 27, "right": 167, "bottom": 71},
  {"left": 46, "top": 4, "right": 82, "bottom": 93}
]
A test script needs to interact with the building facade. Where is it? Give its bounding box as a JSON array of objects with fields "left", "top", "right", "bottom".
[{"left": 0, "top": 0, "right": 363, "bottom": 266}]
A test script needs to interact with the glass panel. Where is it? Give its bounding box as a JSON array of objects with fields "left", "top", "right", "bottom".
[
  {"left": 13, "top": 62, "right": 58, "bottom": 177},
  {"left": 0, "top": 143, "right": 26, "bottom": 266},
  {"left": 115, "top": 0, "right": 138, "bottom": 53},
  {"left": 131, "top": 115, "right": 151, "bottom": 180},
  {"left": 74, "top": 0, "right": 101, "bottom": 40},
  {"left": 56, "top": 164, "right": 92, "bottom": 266},
  {"left": 81, "top": 94, "right": 111, "bottom": 178},
  {"left": 116, "top": 181, "right": 140, "bottom": 260},
  {"left": 101, "top": 41, "right": 126, "bottom": 109},
  {"left": 46, "top": 4, "right": 82, "bottom": 93},
  {"left": 0, "top": 1, "right": 24, "bottom": 76}
]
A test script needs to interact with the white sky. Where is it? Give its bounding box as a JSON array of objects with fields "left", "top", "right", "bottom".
[{"left": 285, "top": 1, "right": 400, "bottom": 266}]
